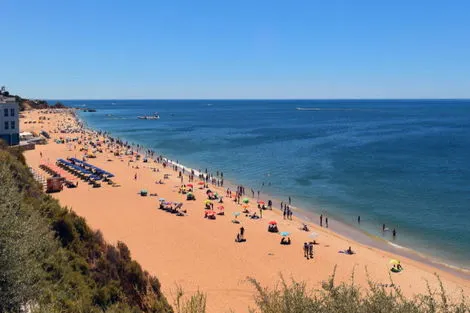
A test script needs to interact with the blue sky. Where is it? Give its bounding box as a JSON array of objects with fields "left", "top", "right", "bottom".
[{"left": 2, "top": 0, "right": 470, "bottom": 99}]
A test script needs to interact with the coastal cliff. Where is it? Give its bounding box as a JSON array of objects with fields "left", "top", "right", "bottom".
[{"left": 1, "top": 86, "right": 65, "bottom": 111}]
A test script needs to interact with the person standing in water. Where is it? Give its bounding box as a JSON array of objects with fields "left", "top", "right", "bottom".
[
  {"left": 325, "top": 217, "right": 328, "bottom": 228},
  {"left": 358, "top": 216, "right": 361, "bottom": 224},
  {"left": 320, "top": 214, "right": 323, "bottom": 227}
]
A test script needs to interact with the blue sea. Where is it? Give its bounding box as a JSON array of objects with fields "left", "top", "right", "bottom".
[{"left": 62, "top": 99, "right": 470, "bottom": 270}]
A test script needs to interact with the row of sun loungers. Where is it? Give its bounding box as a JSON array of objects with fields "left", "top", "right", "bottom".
[
  {"left": 56, "top": 158, "right": 112, "bottom": 188},
  {"left": 68, "top": 158, "right": 115, "bottom": 180},
  {"left": 39, "top": 164, "right": 77, "bottom": 188}
]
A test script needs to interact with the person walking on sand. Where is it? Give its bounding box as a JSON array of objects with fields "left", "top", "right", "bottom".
[
  {"left": 283, "top": 208, "right": 287, "bottom": 220},
  {"left": 325, "top": 217, "right": 328, "bottom": 228},
  {"left": 309, "top": 242, "right": 314, "bottom": 259},
  {"left": 320, "top": 214, "right": 323, "bottom": 227},
  {"left": 134, "top": 173, "right": 137, "bottom": 180},
  {"left": 304, "top": 242, "right": 309, "bottom": 259},
  {"left": 240, "top": 226, "right": 245, "bottom": 239}
]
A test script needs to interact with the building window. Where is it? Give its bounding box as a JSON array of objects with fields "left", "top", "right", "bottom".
[
  {"left": 4, "top": 121, "right": 8, "bottom": 130},
  {"left": 10, "top": 108, "right": 14, "bottom": 116},
  {"left": 3, "top": 108, "right": 7, "bottom": 117},
  {"left": 11, "top": 121, "right": 15, "bottom": 129}
]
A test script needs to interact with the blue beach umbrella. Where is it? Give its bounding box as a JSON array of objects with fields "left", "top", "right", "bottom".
[
  {"left": 159, "top": 198, "right": 165, "bottom": 202},
  {"left": 280, "top": 231, "right": 290, "bottom": 237}
]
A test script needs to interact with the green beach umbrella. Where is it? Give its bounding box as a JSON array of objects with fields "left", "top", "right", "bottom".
[{"left": 242, "top": 198, "right": 249, "bottom": 204}]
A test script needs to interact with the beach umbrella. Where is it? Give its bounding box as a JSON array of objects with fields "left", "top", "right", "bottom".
[
  {"left": 242, "top": 198, "right": 249, "bottom": 203},
  {"left": 204, "top": 199, "right": 212, "bottom": 205},
  {"left": 206, "top": 210, "right": 216, "bottom": 215},
  {"left": 187, "top": 184, "right": 193, "bottom": 187},
  {"left": 198, "top": 181, "right": 205, "bottom": 185},
  {"left": 268, "top": 221, "right": 277, "bottom": 225},
  {"left": 217, "top": 206, "right": 224, "bottom": 210},
  {"left": 159, "top": 198, "right": 165, "bottom": 202},
  {"left": 280, "top": 231, "right": 290, "bottom": 237},
  {"left": 389, "top": 259, "right": 400, "bottom": 265},
  {"left": 242, "top": 204, "right": 249, "bottom": 209},
  {"left": 233, "top": 212, "right": 241, "bottom": 217},
  {"left": 258, "top": 201, "right": 265, "bottom": 205}
]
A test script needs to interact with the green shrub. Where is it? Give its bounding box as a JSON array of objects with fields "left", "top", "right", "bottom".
[{"left": 247, "top": 267, "right": 469, "bottom": 313}]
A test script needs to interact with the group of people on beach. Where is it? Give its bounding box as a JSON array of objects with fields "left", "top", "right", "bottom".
[
  {"left": 303, "top": 242, "right": 315, "bottom": 259},
  {"left": 283, "top": 206, "right": 294, "bottom": 220}
]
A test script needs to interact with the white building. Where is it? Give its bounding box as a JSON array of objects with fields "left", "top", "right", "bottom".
[{"left": 0, "top": 96, "right": 20, "bottom": 145}]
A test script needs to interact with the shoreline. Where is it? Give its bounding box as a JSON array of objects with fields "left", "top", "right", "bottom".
[
  {"left": 22, "top": 108, "right": 469, "bottom": 311},
  {"left": 76, "top": 109, "right": 470, "bottom": 278}
]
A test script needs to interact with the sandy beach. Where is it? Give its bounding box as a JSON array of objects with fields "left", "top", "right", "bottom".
[{"left": 21, "top": 109, "right": 470, "bottom": 312}]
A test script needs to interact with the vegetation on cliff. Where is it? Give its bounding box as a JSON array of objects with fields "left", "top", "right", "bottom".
[{"left": 0, "top": 145, "right": 172, "bottom": 313}]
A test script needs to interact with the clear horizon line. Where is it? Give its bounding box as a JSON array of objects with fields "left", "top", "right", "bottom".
[{"left": 45, "top": 97, "right": 470, "bottom": 101}]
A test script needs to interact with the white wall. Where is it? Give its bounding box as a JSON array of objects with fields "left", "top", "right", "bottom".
[{"left": 0, "top": 101, "right": 20, "bottom": 136}]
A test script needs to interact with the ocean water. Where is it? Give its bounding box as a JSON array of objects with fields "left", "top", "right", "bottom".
[{"left": 63, "top": 99, "right": 470, "bottom": 269}]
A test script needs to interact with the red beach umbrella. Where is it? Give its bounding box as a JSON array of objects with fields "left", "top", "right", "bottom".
[
  {"left": 258, "top": 201, "right": 265, "bottom": 205},
  {"left": 268, "top": 221, "right": 277, "bottom": 225},
  {"left": 206, "top": 210, "right": 216, "bottom": 215},
  {"left": 198, "top": 181, "right": 205, "bottom": 185},
  {"left": 187, "top": 184, "right": 193, "bottom": 187},
  {"left": 217, "top": 206, "right": 224, "bottom": 210}
]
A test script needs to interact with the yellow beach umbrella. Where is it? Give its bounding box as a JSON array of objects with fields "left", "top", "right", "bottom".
[
  {"left": 204, "top": 199, "right": 212, "bottom": 205},
  {"left": 389, "top": 259, "right": 400, "bottom": 265}
]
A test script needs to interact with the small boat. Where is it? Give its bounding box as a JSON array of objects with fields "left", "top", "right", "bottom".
[
  {"left": 138, "top": 113, "right": 160, "bottom": 120},
  {"left": 296, "top": 107, "right": 320, "bottom": 111}
]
